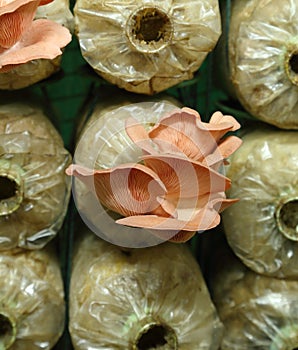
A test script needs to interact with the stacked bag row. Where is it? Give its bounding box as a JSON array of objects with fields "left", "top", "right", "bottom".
[
  {"left": 208, "top": 0, "right": 298, "bottom": 348},
  {"left": 0, "top": 0, "right": 73, "bottom": 348}
]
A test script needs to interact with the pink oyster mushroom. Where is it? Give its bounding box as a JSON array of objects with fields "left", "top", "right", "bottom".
[
  {"left": 125, "top": 107, "right": 242, "bottom": 169},
  {"left": 0, "top": 0, "right": 71, "bottom": 72},
  {"left": 66, "top": 107, "right": 242, "bottom": 243}
]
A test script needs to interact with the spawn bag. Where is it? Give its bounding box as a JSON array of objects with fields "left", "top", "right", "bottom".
[
  {"left": 209, "top": 238, "right": 298, "bottom": 350},
  {"left": 216, "top": 0, "right": 298, "bottom": 129},
  {"left": 74, "top": 0, "right": 221, "bottom": 94},
  {"left": 222, "top": 128, "right": 298, "bottom": 278},
  {"left": 0, "top": 101, "right": 71, "bottom": 250},
  {"left": 0, "top": 246, "right": 65, "bottom": 350},
  {"left": 69, "top": 230, "right": 223, "bottom": 350}
]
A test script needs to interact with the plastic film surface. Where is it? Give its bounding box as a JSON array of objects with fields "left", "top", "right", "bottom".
[
  {"left": 221, "top": 0, "right": 298, "bottom": 129},
  {"left": 210, "top": 244, "right": 298, "bottom": 350},
  {"left": 0, "top": 246, "right": 65, "bottom": 350},
  {"left": 36, "top": 0, "right": 74, "bottom": 30},
  {"left": 74, "top": 0, "right": 221, "bottom": 94},
  {"left": 222, "top": 128, "right": 298, "bottom": 278},
  {"left": 0, "top": 0, "right": 73, "bottom": 90},
  {"left": 69, "top": 230, "right": 223, "bottom": 350},
  {"left": 0, "top": 102, "right": 72, "bottom": 250}
]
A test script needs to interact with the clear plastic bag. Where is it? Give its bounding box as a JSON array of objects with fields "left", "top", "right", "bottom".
[
  {"left": 222, "top": 127, "right": 298, "bottom": 278},
  {"left": 0, "top": 245, "right": 65, "bottom": 349},
  {"left": 74, "top": 0, "right": 221, "bottom": 94},
  {"left": 69, "top": 228, "right": 223, "bottom": 350},
  {"left": 217, "top": 0, "right": 298, "bottom": 129},
  {"left": 0, "top": 101, "right": 72, "bottom": 250},
  {"left": 209, "top": 238, "right": 298, "bottom": 350}
]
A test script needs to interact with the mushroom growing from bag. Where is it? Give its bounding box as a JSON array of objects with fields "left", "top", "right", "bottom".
[
  {"left": 0, "top": 0, "right": 72, "bottom": 89},
  {"left": 67, "top": 96, "right": 242, "bottom": 246}
]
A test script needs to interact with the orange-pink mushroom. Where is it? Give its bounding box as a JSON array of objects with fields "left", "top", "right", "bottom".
[
  {"left": 0, "top": 0, "right": 71, "bottom": 72},
  {"left": 66, "top": 107, "right": 242, "bottom": 243}
]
